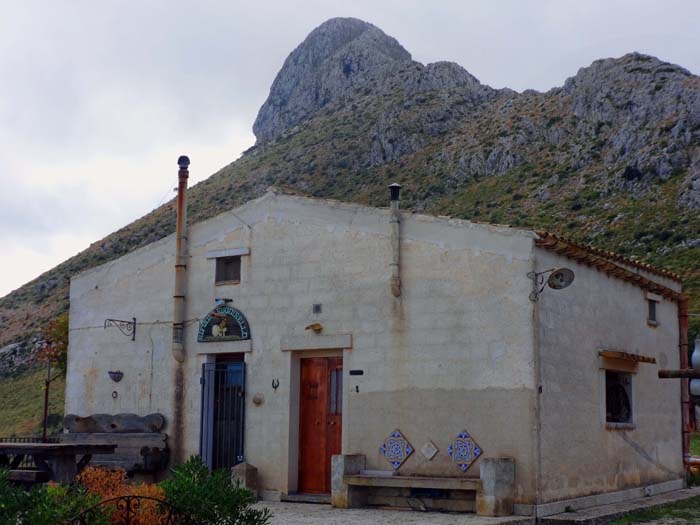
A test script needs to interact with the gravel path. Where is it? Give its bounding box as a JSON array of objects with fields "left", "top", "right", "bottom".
[{"left": 254, "top": 502, "right": 531, "bottom": 525}]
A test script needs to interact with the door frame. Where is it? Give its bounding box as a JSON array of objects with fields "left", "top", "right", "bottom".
[{"left": 287, "top": 349, "right": 344, "bottom": 494}]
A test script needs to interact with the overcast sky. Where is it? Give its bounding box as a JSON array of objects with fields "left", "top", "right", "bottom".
[{"left": 1, "top": 0, "right": 699, "bottom": 298}]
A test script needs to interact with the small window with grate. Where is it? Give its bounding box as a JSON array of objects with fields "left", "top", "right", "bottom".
[
  {"left": 215, "top": 256, "right": 241, "bottom": 285},
  {"left": 606, "top": 370, "right": 633, "bottom": 426},
  {"left": 647, "top": 299, "right": 658, "bottom": 326}
]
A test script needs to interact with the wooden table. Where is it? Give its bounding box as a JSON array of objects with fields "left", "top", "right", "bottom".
[{"left": 0, "top": 442, "right": 116, "bottom": 483}]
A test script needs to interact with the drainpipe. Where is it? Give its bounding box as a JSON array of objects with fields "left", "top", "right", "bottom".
[
  {"left": 389, "top": 183, "right": 402, "bottom": 297},
  {"left": 172, "top": 155, "right": 189, "bottom": 463},
  {"left": 679, "top": 297, "right": 690, "bottom": 473}
]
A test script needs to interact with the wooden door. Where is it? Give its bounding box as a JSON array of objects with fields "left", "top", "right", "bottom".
[{"left": 298, "top": 357, "right": 342, "bottom": 494}]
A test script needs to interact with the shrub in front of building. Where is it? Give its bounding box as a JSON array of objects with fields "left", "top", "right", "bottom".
[
  {"left": 161, "top": 456, "right": 272, "bottom": 525},
  {"left": 0, "top": 470, "right": 105, "bottom": 525},
  {"left": 1, "top": 458, "right": 271, "bottom": 525}
]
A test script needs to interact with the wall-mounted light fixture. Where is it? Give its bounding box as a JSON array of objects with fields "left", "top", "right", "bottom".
[
  {"left": 527, "top": 268, "right": 575, "bottom": 302},
  {"left": 305, "top": 322, "right": 323, "bottom": 333},
  {"left": 108, "top": 370, "right": 124, "bottom": 382}
]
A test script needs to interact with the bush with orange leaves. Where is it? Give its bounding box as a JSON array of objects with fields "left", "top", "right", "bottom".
[{"left": 77, "top": 466, "right": 169, "bottom": 524}]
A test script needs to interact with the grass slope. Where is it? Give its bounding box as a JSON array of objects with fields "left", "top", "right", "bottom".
[
  {"left": 610, "top": 496, "right": 700, "bottom": 524},
  {"left": 0, "top": 367, "right": 65, "bottom": 437}
]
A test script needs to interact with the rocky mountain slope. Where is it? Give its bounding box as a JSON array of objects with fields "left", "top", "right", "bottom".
[{"left": 2, "top": 17, "right": 700, "bottom": 380}]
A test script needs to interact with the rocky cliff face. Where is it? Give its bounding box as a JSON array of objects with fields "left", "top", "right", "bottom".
[
  {"left": 253, "top": 18, "right": 495, "bottom": 143},
  {"left": 1, "top": 17, "right": 700, "bottom": 377},
  {"left": 254, "top": 19, "right": 699, "bottom": 210},
  {"left": 560, "top": 53, "right": 700, "bottom": 201}
]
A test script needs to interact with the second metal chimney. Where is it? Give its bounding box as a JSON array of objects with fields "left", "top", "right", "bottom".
[{"left": 172, "top": 155, "right": 189, "bottom": 362}]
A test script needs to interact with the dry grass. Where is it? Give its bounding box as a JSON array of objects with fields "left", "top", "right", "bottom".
[{"left": 0, "top": 366, "right": 65, "bottom": 437}]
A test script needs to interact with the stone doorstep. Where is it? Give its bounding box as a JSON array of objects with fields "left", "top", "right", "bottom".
[
  {"left": 281, "top": 493, "right": 332, "bottom": 505},
  {"left": 539, "top": 487, "right": 700, "bottom": 525}
]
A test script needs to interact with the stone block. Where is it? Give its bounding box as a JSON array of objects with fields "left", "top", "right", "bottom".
[
  {"left": 331, "top": 454, "right": 367, "bottom": 508},
  {"left": 477, "top": 457, "right": 515, "bottom": 517},
  {"left": 259, "top": 490, "right": 282, "bottom": 502},
  {"left": 231, "top": 462, "right": 258, "bottom": 498}
]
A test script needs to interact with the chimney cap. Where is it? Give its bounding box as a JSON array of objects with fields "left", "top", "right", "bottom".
[
  {"left": 389, "top": 182, "right": 402, "bottom": 201},
  {"left": 177, "top": 155, "right": 190, "bottom": 169}
]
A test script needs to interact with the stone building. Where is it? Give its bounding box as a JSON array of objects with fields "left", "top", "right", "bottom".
[{"left": 65, "top": 161, "right": 687, "bottom": 517}]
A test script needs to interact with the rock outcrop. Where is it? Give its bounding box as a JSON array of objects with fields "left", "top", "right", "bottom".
[{"left": 253, "top": 17, "right": 495, "bottom": 143}]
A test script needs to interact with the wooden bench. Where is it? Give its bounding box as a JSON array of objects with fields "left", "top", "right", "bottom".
[
  {"left": 61, "top": 413, "right": 169, "bottom": 474},
  {"left": 60, "top": 433, "right": 168, "bottom": 473}
]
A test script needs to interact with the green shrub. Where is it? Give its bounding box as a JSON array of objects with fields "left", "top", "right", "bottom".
[
  {"left": 0, "top": 470, "right": 105, "bottom": 525},
  {"left": 161, "top": 456, "right": 272, "bottom": 525}
]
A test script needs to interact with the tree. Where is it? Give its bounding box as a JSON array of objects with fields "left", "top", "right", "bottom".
[{"left": 37, "top": 313, "right": 69, "bottom": 374}]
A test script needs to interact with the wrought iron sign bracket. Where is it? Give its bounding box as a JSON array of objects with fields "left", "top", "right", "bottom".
[
  {"left": 104, "top": 317, "right": 136, "bottom": 341},
  {"left": 527, "top": 269, "right": 554, "bottom": 302}
]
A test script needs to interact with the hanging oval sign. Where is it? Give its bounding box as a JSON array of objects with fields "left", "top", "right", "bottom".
[{"left": 197, "top": 305, "right": 251, "bottom": 342}]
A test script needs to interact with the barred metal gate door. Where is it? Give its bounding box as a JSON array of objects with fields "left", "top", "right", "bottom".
[{"left": 200, "top": 361, "right": 245, "bottom": 470}]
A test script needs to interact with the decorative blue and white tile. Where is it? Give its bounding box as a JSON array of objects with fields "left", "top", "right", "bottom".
[
  {"left": 379, "top": 429, "right": 414, "bottom": 470},
  {"left": 447, "top": 430, "right": 482, "bottom": 472}
]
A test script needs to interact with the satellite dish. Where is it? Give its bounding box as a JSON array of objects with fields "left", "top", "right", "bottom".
[{"left": 547, "top": 268, "right": 575, "bottom": 290}]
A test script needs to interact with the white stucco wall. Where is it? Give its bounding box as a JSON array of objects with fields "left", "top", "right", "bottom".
[
  {"left": 67, "top": 192, "right": 539, "bottom": 502},
  {"left": 66, "top": 235, "right": 176, "bottom": 418},
  {"left": 534, "top": 247, "right": 683, "bottom": 503}
]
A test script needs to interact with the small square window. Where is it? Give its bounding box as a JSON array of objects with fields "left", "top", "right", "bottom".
[
  {"left": 647, "top": 299, "right": 658, "bottom": 326},
  {"left": 215, "top": 256, "right": 241, "bottom": 284},
  {"left": 606, "top": 370, "right": 633, "bottom": 424}
]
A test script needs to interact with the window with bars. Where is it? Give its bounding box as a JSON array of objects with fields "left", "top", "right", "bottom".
[
  {"left": 606, "top": 370, "right": 633, "bottom": 425},
  {"left": 215, "top": 256, "right": 241, "bottom": 285}
]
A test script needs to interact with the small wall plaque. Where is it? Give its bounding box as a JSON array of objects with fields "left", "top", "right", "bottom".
[{"left": 198, "top": 305, "right": 251, "bottom": 342}]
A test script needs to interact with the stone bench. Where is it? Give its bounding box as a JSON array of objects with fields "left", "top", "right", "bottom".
[{"left": 333, "top": 455, "right": 515, "bottom": 516}]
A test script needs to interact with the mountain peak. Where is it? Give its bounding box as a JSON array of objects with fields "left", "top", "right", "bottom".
[{"left": 253, "top": 18, "right": 412, "bottom": 143}]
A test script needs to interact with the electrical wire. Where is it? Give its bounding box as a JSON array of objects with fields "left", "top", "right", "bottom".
[{"left": 69, "top": 317, "right": 202, "bottom": 333}]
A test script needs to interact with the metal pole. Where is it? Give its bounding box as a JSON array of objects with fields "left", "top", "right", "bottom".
[
  {"left": 42, "top": 360, "right": 51, "bottom": 442},
  {"left": 388, "top": 183, "right": 402, "bottom": 297},
  {"left": 679, "top": 297, "right": 691, "bottom": 470}
]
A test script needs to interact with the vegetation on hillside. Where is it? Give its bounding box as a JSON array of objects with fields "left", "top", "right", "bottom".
[
  {"left": 1, "top": 22, "right": 699, "bottom": 435},
  {"left": 0, "top": 75, "right": 698, "bottom": 352}
]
